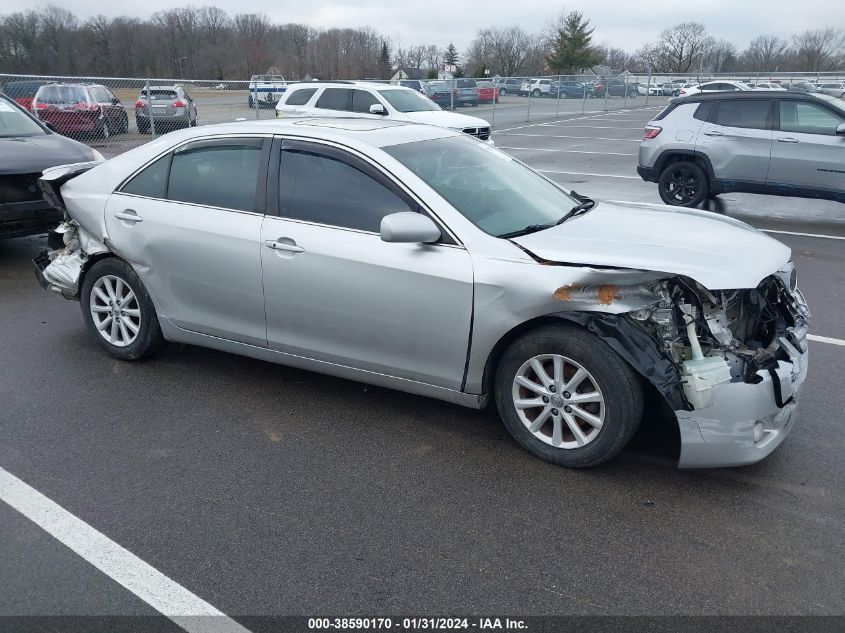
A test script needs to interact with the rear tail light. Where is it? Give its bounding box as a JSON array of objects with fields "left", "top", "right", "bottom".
[
  {"left": 643, "top": 125, "right": 662, "bottom": 140},
  {"left": 680, "top": 89, "right": 687, "bottom": 96},
  {"left": 135, "top": 100, "right": 144, "bottom": 108},
  {"left": 173, "top": 100, "right": 186, "bottom": 107}
]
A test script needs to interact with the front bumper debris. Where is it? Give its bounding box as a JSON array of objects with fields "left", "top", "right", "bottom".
[{"left": 676, "top": 348, "right": 808, "bottom": 468}]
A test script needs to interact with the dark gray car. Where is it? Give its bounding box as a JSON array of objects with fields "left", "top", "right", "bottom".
[
  {"left": 135, "top": 85, "right": 198, "bottom": 134},
  {"left": 0, "top": 93, "right": 99, "bottom": 240}
]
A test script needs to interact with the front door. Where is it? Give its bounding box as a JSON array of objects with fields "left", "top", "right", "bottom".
[
  {"left": 260, "top": 139, "right": 474, "bottom": 390},
  {"left": 105, "top": 136, "right": 270, "bottom": 347},
  {"left": 768, "top": 99, "right": 845, "bottom": 196}
]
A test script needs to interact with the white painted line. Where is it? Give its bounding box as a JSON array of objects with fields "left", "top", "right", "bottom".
[
  {"left": 808, "top": 334, "right": 845, "bottom": 347},
  {"left": 497, "top": 132, "right": 642, "bottom": 142},
  {"left": 499, "top": 147, "right": 637, "bottom": 156},
  {"left": 0, "top": 466, "right": 250, "bottom": 633},
  {"left": 538, "top": 169, "right": 640, "bottom": 179},
  {"left": 539, "top": 124, "right": 645, "bottom": 130},
  {"left": 762, "top": 229, "right": 845, "bottom": 241}
]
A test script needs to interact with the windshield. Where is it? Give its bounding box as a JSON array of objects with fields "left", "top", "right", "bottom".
[
  {"left": 380, "top": 89, "right": 440, "bottom": 112},
  {"left": 384, "top": 135, "right": 577, "bottom": 237},
  {"left": 0, "top": 97, "right": 47, "bottom": 137},
  {"left": 36, "top": 85, "right": 90, "bottom": 106}
]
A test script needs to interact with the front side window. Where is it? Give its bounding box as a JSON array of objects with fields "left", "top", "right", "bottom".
[
  {"left": 279, "top": 146, "right": 411, "bottom": 232},
  {"left": 385, "top": 135, "right": 578, "bottom": 238},
  {"left": 120, "top": 154, "right": 172, "bottom": 198},
  {"left": 779, "top": 101, "right": 845, "bottom": 135},
  {"left": 168, "top": 138, "right": 264, "bottom": 211},
  {"left": 351, "top": 90, "right": 381, "bottom": 113},
  {"left": 315, "top": 88, "right": 352, "bottom": 111},
  {"left": 714, "top": 100, "right": 771, "bottom": 129},
  {"left": 285, "top": 88, "right": 317, "bottom": 106}
]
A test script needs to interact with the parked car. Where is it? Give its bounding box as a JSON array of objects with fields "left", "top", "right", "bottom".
[
  {"left": 0, "top": 93, "right": 101, "bottom": 240},
  {"left": 455, "top": 78, "right": 479, "bottom": 107},
  {"left": 638, "top": 91, "right": 845, "bottom": 206},
  {"left": 816, "top": 82, "right": 845, "bottom": 98},
  {"left": 750, "top": 82, "right": 787, "bottom": 91},
  {"left": 476, "top": 80, "right": 499, "bottom": 103},
  {"left": 2, "top": 80, "right": 48, "bottom": 111},
  {"left": 135, "top": 85, "right": 198, "bottom": 134},
  {"left": 276, "top": 82, "right": 492, "bottom": 142},
  {"left": 679, "top": 81, "right": 750, "bottom": 97},
  {"left": 494, "top": 78, "right": 523, "bottom": 96},
  {"left": 592, "top": 79, "right": 638, "bottom": 98},
  {"left": 32, "top": 83, "right": 128, "bottom": 138},
  {"left": 423, "top": 81, "right": 458, "bottom": 108},
  {"left": 550, "top": 81, "right": 593, "bottom": 99},
  {"left": 35, "top": 117, "right": 809, "bottom": 469},
  {"left": 786, "top": 81, "right": 817, "bottom": 93},
  {"left": 248, "top": 74, "right": 287, "bottom": 108},
  {"left": 397, "top": 79, "right": 425, "bottom": 93},
  {"left": 521, "top": 78, "right": 554, "bottom": 97},
  {"left": 213, "top": 83, "right": 227, "bottom": 90}
]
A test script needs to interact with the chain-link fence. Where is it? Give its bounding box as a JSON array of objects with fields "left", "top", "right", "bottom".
[{"left": 3, "top": 71, "right": 843, "bottom": 158}]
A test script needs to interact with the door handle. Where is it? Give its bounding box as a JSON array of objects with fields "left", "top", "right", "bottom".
[
  {"left": 113, "top": 210, "right": 143, "bottom": 223},
  {"left": 776, "top": 137, "right": 799, "bottom": 143},
  {"left": 703, "top": 130, "right": 725, "bottom": 137},
  {"left": 264, "top": 239, "right": 304, "bottom": 253}
]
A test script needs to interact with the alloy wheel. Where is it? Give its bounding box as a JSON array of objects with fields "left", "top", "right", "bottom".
[
  {"left": 663, "top": 168, "right": 700, "bottom": 205},
  {"left": 90, "top": 275, "right": 141, "bottom": 347},
  {"left": 511, "top": 354, "right": 605, "bottom": 449}
]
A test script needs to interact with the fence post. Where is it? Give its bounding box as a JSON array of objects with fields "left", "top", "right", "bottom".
[
  {"left": 603, "top": 75, "right": 610, "bottom": 111},
  {"left": 581, "top": 80, "right": 586, "bottom": 114},
  {"left": 526, "top": 78, "right": 532, "bottom": 121},
  {"left": 450, "top": 78, "right": 454, "bottom": 112},
  {"left": 491, "top": 82, "right": 497, "bottom": 128},
  {"left": 645, "top": 66, "right": 652, "bottom": 106},
  {"left": 145, "top": 79, "right": 156, "bottom": 138},
  {"left": 555, "top": 74, "right": 561, "bottom": 118}
]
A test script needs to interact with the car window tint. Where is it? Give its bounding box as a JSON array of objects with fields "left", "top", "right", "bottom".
[
  {"left": 120, "top": 154, "right": 172, "bottom": 199},
  {"left": 352, "top": 90, "right": 380, "bottom": 113},
  {"left": 715, "top": 100, "right": 770, "bottom": 129},
  {"left": 167, "top": 139, "right": 263, "bottom": 211},
  {"left": 279, "top": 148, "right": 411, "bottom": 232},
  {"left": 285, "top": 88, "right": 317, "bottom": 106},
  {"left": 315, "top": 88, "right": 352, "bottom": 111},
  {"left": 693, "top": 102, "right": 713, "bottom": 121},
  {"left": 779, "top": 101, "right": 844, "bottom": 135}
]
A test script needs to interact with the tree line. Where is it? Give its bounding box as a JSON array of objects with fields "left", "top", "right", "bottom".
[{"left": 1, "top": 6, "right": 843, "bottom": 81}]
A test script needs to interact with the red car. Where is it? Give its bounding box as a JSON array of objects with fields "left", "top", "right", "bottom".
[
  {"left": 32, "top": 83, "right": 128, "bottom": 139},
  {"left": 477, "top": 81, "right": 500, "bottom": 103},
  {"left": 2, "top": 80, "right": 48, "bottom": 111}
]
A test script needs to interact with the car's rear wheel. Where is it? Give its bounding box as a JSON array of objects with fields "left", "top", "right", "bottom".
[
  {"left": 658, "top": 160, "right": 709, "bottom": 207},
  {"left": 80, "top": 258, "right": 165, "bottom": 361},
  {"left": 494, "top": 324, "right": 643, "bottom": 468},
  {"left": 98, "top": 119, "right": 110, "bottom": 139},
  {"left": 532, "top": 89, "right": 541, "bottom": 97},
  {"left": 500, "top": 88, "right": 508, "bottom": 96}
]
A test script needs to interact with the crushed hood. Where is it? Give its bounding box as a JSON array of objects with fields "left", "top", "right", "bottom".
[
  {"left": 403, "top": 110, "right": 489, "bottom": 130},
  {"left": 0, "top": 135, "right": 94, "bottom": 175},
  {"left": 511, "top": 200, "right": 791, "bottom": 290}
]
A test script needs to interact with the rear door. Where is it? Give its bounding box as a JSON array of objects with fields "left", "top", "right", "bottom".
[
  {"left": 768, "top": 99, "right": 845, "bottom": 196},
  {"left": 696, "top": 99, "right": 773, "bottom": 186},
  {"left": 104, "top": 136, "right": 270, "bottom": 346}
]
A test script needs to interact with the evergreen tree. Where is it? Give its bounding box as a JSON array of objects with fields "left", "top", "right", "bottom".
[
  {"left": 546, "top": 12, "right": 602, "bottom": 74},
  {"left": 444, "top": 42, "right": 459, "bottom": 69},
  {"left": 378, "top": 41, "right": 391, "bottom": 79}
]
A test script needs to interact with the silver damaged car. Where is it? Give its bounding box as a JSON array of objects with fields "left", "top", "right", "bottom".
[{"left": 34, "top": 119, "right": 810, "bottom": 468}]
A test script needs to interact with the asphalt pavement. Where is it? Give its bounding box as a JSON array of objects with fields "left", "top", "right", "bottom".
[{"left": 1, "top": 105, "right": 844, "bottom": 630}]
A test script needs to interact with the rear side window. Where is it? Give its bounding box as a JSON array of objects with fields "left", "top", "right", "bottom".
[
  {"left": 714, "top": 100, "right": 771, "bottom": 129},
  {"left": 652, "top": 104, "right": 677, "bottom": 121},
  {"left": 120, "top": 154, "right": 172, "bottom": 199},
  {"left": 693, "top": 102, "right": 714, "bottom": 121},
  {"left": 316, "top": 88, "right": 352, "bottom": 111},
  {"left": 351, "top": 90, "right": 380, "bottom": 113},
  {"left": 779, "top": 101, "right": 844, "bottom": 135},
  {"left": 167, "top": 139, "right": 264, "bottom": 211},
  {"left": 279, "top": 147, "right": 412, "bottom": 232},
  {"left": 285, "top": 88, "right": 317, "bottom": 106}
]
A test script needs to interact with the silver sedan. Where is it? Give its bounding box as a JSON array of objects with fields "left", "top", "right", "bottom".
[{"left": 36, "top": 119, "right": 809, "bottom": 468}]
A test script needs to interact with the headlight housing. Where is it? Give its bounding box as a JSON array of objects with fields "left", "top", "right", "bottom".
[{"left": 776, "top": 261, "right": 797, "bottom": 292}]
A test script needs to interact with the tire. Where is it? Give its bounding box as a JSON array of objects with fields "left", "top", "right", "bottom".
[
  {"left": 494, "top": 324, "right": 643, "bottom": 468},
  {"left": 500, "top": 88, "right": 508, "bottom": 96},
  {"left": 559, "top": 91, "right": 567, "bottom": 100},
  {"left": 658, "top": 160, "right": 709, "bottom": 207},
  {"left": 80, "top": 258, "right": 165, "bottom": 361},
  {"left": 98, "top": 118, "right": 110, "bottom": 140},
  {"left": 532, "top": 89, "right": 541, "bottom": 97},
  {"left": 247, "top": 96, "right": 254, "bottom": 109}
]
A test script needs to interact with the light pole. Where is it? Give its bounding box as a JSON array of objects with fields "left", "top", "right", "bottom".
[{"left": 176, "top": 56, "right": 187, "bottom": 80}]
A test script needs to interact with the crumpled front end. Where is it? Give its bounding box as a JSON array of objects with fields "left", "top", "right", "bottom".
[
  {"left": 33, "top": 220, "right": 110, "bottom": 298},
  {"left": 628, "top": 266, "right": 810, "bottom": 467}
]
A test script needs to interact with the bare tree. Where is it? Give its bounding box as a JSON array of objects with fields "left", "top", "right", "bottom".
[
  {"left": 792, "top": 29, "right": 844, "bottom": 71},
  {"left": 646, "top": 22, "right": 714, "bottom": 73},
  {"left": 488, "top": 25, "right": 532, "bottom": 76},
  {"left": 704, "top": 39, "right": 737, "bottom": 73},
  {"left": 741, "top": 35, "right": 789, "bottom": 71}
]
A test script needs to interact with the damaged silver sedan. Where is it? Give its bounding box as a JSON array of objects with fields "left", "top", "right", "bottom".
[{"left": 34, "top": 118, "right": 810, "bottom": 468}]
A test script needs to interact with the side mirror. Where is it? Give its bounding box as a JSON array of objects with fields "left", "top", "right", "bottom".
[
  {"left": 369, "top": 103, "right": 387, "bottom": 115},
  {"left": 380, "top": 212, "right": 441, "bottom": 244},
  {"left": 111, "top": 97, "right": 120, "bottom": 105},
  {"left": 837, "top": 123, "right": 845, "bottom": 135}
]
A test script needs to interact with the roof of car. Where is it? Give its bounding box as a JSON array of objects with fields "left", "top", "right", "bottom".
[
  {"left": 284, "top": 81, "right": 416, "bottom": 93},
  {"left": 671, "top": 91, "right": 837, "bottom": 104}
]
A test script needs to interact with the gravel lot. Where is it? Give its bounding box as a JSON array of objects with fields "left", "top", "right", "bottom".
[{"left": 1, "top": 103, "right": 844, "bottom": 630}]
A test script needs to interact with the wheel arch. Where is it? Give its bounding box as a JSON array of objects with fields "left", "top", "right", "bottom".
[{"left": 654, "top": 150, "right": 716, "bottom": 191}]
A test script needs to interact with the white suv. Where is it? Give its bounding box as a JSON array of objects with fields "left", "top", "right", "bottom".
[
  {"left": 275, "top": 82, "right": 493, "bottom": 143},
  {"left": 520, "top": 78, "right": 553, "bottom": 97}
]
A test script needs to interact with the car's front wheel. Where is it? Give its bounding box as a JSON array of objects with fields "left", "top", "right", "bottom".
[
  {"left": 80, "top": 258, "right": 165, "bottom": 360},
  {"left": 658, "top": 160, "right": 709, "bottom": 207},
  {"left": 494, "top": 324, "right": 643, "bottom": 468},
  {"left": 532, "top": 89, "right": 541, "bottom": 97}
]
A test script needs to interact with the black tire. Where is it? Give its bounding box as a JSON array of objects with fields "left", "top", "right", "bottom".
[
  {"left": 500, "top": 88, "right": 508, "bottom": 96},
  {"left": 98, "top": 118, "right": 110, "bottom": 140},
  {"left": 532, "top": 89, "right": 541, "bottom": 97},
  {"left": 658, "top": 160, "right": 709, "bottom": 207},
  {"left": 80, "top": 258, "right": 165, "bottom": 361},
  {"left": 494, "top": 324, "right": 643, "bottom": 468}
]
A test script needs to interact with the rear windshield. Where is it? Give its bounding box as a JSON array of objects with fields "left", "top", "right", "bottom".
[
  {"left": 36, "top": 85, "right": 90, "bottom": 105},
  {"left": 141, "top": 90, "right": 178, "bottom": 100}
]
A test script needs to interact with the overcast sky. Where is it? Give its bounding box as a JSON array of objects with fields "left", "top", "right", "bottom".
[{"left": 4, "top": 0, "right": 841, "bottom": 52}]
